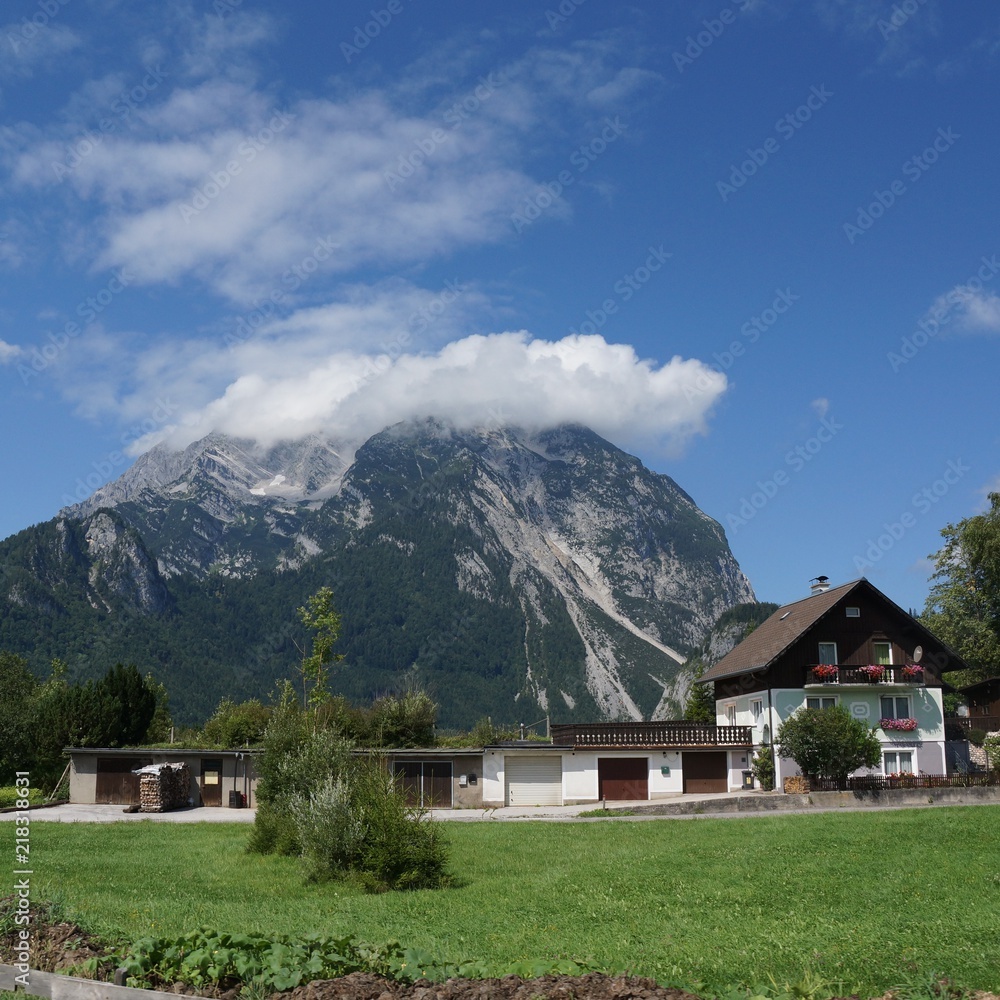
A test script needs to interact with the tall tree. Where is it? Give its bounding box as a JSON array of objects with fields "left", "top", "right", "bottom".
[
  {"left": 0, "top": 651, "right": 39, "bottom": 784},
  {"left": 921, "top": 492, "right": 1000, "bottom": 682},
  {"left": 295, "top": 586, "right": 344, "bottom": 710}
]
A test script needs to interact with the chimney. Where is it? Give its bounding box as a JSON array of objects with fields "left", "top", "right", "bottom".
[{"left": 810, "top": 575, "right": 830, "bottom": 596}]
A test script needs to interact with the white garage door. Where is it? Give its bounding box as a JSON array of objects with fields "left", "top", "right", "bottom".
[{"left": 504, "top": 755, "right": 563, "bottom": 806}]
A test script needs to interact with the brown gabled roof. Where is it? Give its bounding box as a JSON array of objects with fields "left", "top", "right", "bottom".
[{"left": 699, "top": 579, "right": 868, "bottom": 683}]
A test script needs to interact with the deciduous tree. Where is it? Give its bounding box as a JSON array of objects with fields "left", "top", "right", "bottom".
[
  {"left": 922, "top": 492, "right": 1000, "bottom": 683},
  {"left": 776, "top": 705, "right": 881, "bottom": 784}
]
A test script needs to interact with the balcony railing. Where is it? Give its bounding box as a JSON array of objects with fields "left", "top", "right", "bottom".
[
  {"left": 806, "top": 665, "right": 926, "bottom": 686},
  {"left": 945, "top": 715, "right": 1000, "bottom": 733},
  {"left": 549, "top": 722, "right": 753, "bottom": 748}
]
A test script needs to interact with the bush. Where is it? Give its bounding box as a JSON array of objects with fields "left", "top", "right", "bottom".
[
  {"left": 751, "top": 746, "right": 775, "bottom": 791},
  {"left": 0, "top": 786, "right": 44, "bottom": 808},
  {"left": 966, "top": 728, "right": 987, "bottom": 747},
  {"left": 202, "top": 698, "right": 271, "bottom": 747},
  {"left": 293, "top": 759, "right": 450, "bottom": 891},
  {"left": 984, "top": 735, "right": 1000, "bottom": 770},
  {"left": 249, "top": 686, "right": 450, "bottom": 890},
  {"left": 776, "top": 705, "right": 881, "bottom": 783}
]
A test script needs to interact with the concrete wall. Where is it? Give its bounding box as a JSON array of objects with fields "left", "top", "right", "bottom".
[{"left": 450, "top": 753, "right": 484, "bottom": 808}]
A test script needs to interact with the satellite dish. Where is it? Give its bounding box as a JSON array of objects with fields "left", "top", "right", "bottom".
[{"left": 912, "top": 646, "right": 923, "bottom": 663}]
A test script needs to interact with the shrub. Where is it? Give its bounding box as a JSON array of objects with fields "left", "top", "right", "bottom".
[
  {"left": 966, "top": 728, "right": 987, "bottom": 747},
  {"left": 292, "top": 758, "right": 450, "bottom": 891},
  {"left": 984, "top": 735, "right": 1000, "bottom": 770},
  {"left": 249, "top": 687, "right": 450, "bottom": 890},
  {"left": 751, "top": 746, "right": 775, "bottom": 791},
  {"left": 776, "top": 705, "right": 881, "bottom": 783}
]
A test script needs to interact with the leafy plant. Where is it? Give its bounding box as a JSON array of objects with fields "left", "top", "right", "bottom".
[{"left": 751, "top": 745, "right": 776, "bottom": 791}]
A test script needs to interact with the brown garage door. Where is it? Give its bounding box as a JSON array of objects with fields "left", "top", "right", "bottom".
[
  {"left": 682, "top": 751, "right": 728, "bottom": 793},
  {"left": 395, "top": 761, "right": 453, "bottom": 808},
  {"left": 96, "top": 758, "right": 146, "bottom": 804},
  {"left": 598, "top": 757, "right": 648, "bottom": 800}
]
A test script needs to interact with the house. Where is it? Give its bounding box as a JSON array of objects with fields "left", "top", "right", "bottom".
[
  {"left": 698, "top": 577, "right": 969, "bottom": 788},
  {"left": 958, "top": 677, "right": 1000, "bottom": 734},
  {"left": 68, "top": 748, "right": 257, "bottom": 808}
]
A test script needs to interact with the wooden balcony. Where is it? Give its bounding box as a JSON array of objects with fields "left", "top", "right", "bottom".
[
  {"left": 549, "top": 721, "right": 754, "bottom": 748},
  {"left": 805, "top": 665, "right": 926, "bottom": 687},
  {"left": 946, "top": 715, "right": 1000, "bottom": 733}
]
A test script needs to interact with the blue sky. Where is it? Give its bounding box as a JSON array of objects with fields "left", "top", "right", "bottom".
[{"left": 1, "top": 0, "right": 998, "bottom": 614}]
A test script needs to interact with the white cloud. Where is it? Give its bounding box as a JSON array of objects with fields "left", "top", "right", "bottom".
[
  {"left": 4, "top": 35, "right": 660, "bottom": 303},
  {"left": 0, "top": 339, "right": 21, "bottom": 363},
  {"left": 811, "top": 397, "right": 830, "bottom": 418},
  {"left": 120, "top": 327, "right": 726, "bottom": 459},
  {"left": 925, "top": 284, "right": 1000, "bottom": 335},
  {"left": 951, "top": 287, "right": 1000, "bottom": 333},
  {"left": 0, "top": 21, "right": 82, "bottom": 78}
]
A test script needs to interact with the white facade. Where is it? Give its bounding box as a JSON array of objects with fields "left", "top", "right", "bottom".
[
  {"left": 716, "top": 683, "right": 947, "bottom": 786},
  {"left": 483, "top": 747, "right": 706, "bottom": 805}
]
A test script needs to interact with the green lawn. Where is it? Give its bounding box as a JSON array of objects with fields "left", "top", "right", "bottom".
[{"left": 23, "top": 807, "right": 1000, "bottom": 996}]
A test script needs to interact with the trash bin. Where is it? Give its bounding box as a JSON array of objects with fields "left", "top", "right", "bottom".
[
  {"left": 742, "top": 770, "right": 755, "bottom": 790},
  {"left": 228, "top": 790, "right": 244, "bottom": 808}
]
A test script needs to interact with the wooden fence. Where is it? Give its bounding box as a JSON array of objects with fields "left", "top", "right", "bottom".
[{"left": 806, "top": 772, "right": 1000, "bottom": 792}]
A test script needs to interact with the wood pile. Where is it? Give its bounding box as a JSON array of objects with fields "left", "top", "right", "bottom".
[
  {"left": 783, "top": 775, "right": 810, "bottom": 794},
  {"left": 137, "top": 763, "right": 191, "bottom": 812}
]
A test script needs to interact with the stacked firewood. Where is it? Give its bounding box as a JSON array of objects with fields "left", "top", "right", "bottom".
[{"left": 138, "top": 763, "right": 191, "bottom": 812}]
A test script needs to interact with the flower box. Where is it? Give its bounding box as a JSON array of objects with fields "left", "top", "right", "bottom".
[
  {"left": 880, "top": 717, "right": 918, "bottom": 731},
  {"left": 858, "top": 665, "right": 885, "bottom": 682},
  {"left": 813, "top": 664, "right": 839, "bottom": 681},
  {"left": 901, "top": 664, "right": 923, "bottom": 680}
]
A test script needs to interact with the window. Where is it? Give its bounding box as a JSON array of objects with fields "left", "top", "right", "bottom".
[
  {"left": 751, "top": 699, "right": 763, "bottom": 724},
  {"left": 806, "top": 696, "right": 837, "bottom": 710},
  {"left": 724, "top": 704, "right": 737, "bottom": 726},
  {"left": 845, "top": 607, "right": 860, "bottom": 618},
  {"left": 817, "top": 642, "right": 837, "bottom": 664},
  {"left": 883, "top": 751, "right": 913, "bottom": 775},
  {"left": 872, "top": 641, "right": 892, "bottom": 665},
  {"left": 880, "top": 696, "right": 909, "bottom": 720}
]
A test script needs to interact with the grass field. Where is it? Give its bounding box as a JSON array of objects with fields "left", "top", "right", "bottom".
[{"left": 21, "top": 807, "right": 1000, "bottom": 996}]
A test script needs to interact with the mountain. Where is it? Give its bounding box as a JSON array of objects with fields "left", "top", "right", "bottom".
[{"left": 0, "top": 421, "right": 754, "bottom": 727}]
